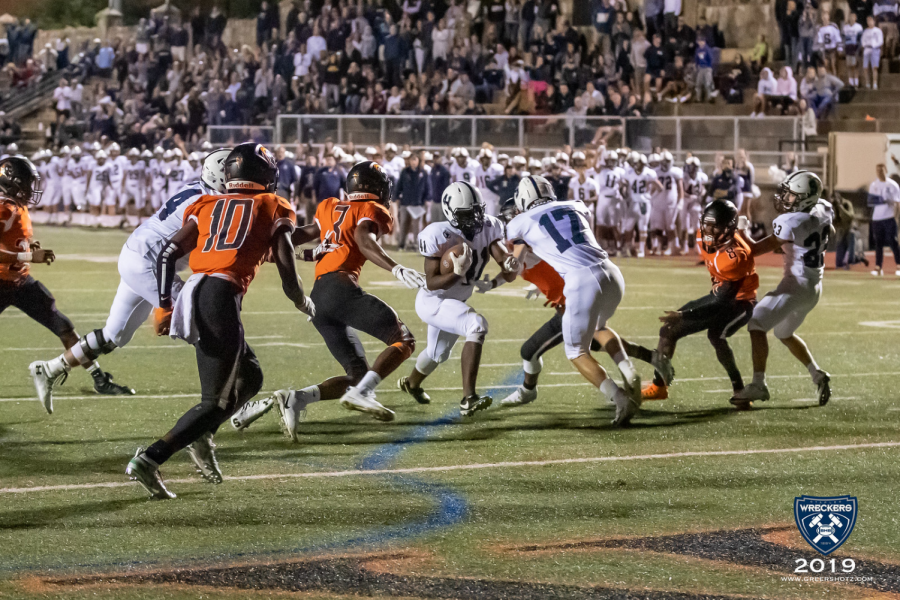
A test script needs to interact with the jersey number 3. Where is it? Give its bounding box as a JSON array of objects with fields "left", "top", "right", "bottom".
[
  {"left": 202, "top": 198, "right": 254, "bottom": 252},
  {"left": 802, "top": 227, "right": 831, "bottom": 269}
]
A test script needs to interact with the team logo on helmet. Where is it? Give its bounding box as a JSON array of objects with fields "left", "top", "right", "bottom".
[{"left": 794, "top": 495, "right": 858, "bottom": 555}]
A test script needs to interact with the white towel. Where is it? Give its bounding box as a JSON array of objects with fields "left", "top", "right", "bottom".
[{"left": 170, "top": 273, "right": 206, "bottom": 345}]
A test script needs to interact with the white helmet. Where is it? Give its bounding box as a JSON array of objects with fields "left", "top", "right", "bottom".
[
  {"left": 60, "top": 146, "right": 71, "bottom": 155},
  {"left": 660, "top": 150, "right": 673, "bottom": 168},
  {"left": 528, "top": 158, "right": 542, "bottom": 170},
  {"left": 628, "top": 151, "right": 647, "bottom": 170},
  {"left": 31, "top": 151, "right": 42, "bottom": 162},
  {"left": 109, "top": 142, "right": 121, "bottom": 154},
  {"left": 154, "top": 146, "right": 165, "bottom": 156},
  {"left": 477, "top": 147, "right": 493, "bottom": 161},
  {"left": 605, "top": 150, "right": 619, "bottom": 168},
  {"left": 497, "top": 153, "right": 509, "bottom": 163},
  {"left": 458, "top": 148, "right": 470, "bottom": 158},
  {"left": 163, "top": 149, "right": 173, "bottom": 160},
  {"left": 95, "top": 150, "right": 108, "bottom": 159},
  {"left": 141, "top": 149, "right": 153, "bottom": 159},
  {"left": 512, "top": 155, "right": 527, "bottom": 168},
  {"left": 188, "top": 151, "right": 201, "bottom": 163},
  {"left": 648, "top": 153, "right": 661, "bottom": 167},
  {"left": 775, "top": 170, "right": 822, "bottom": 213},
  {"left": 555, "top": 151, "right": 569, "bottom": 165},
  {"left": 71, "top": 146, "right": 82, "bottom": 157},
  {"left": 571, "top": 151, "right": 586, "bottom": 167},
  {"left": 514, "top": 175, "right": 556, "bottom": 213},
  {"left": 201, "top": 140, "right": 213, "bottom": 151},
  {"left": 201, "top": 148, "right": 230, "bottom": 193},
  {"left": 441, "top": 181, "right": 485, "bottom": 236},
  {"left": 172, "top": 148, "right": 183, "bottom": 159},
  {"left": 384, "top": 143, "right": 398, "bottom": 153},
  {"left": 127, "top": 147, "right": 140, "bottom": 157},
  {"left": 6, "top": 143, "right": 18, "bottom": 154},
  {"left": 450, "top": 147, "right": 461, "bottom": 158}
]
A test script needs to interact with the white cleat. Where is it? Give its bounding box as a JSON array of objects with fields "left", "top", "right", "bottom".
[
  {"left": 663, "top": 247, "right": 673, "bottom": 256},
  {"left": 500, "top": 385, "right": 537, "bottom": 407},
  {"left": 650, "top": 350, "right": 675, "bottom": 385},
  {"left": 28, "top": 361, "right": 66, "bottom": 415},
  {"left": 730, "top": 382, "right": 770, "bottom": 407},
  {"left": 637, "top": 250, "right": 645, "bottom": 258},
  {"left": 340, "top": 387, "right": 395, "bottom": 422},
  {"left": 231, "top": 395, "right": 275, "bottom": 430},
  {"left": 185, "top": 432, "right": 223, "bottom": 484},
  {"left": 612, "top": 388, "right": 640, "bottom": 427},
  {"left": 273, "top": 389, "right": 311, "bottom": 442},
  {"left": 619, "top": 370, "right": 642, "bottom": 406}
]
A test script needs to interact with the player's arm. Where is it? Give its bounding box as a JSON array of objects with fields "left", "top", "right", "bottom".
[
  {"left": 156, "top": 220, "right": 199, "bottom": 310},
  {"left": 649, "top": 179, "right": 664, "bottom": 194},
  {"left": 737, "top": 229, "right": 787, "bottom": 256},
  {"left": 291, "top": 221, "right": 320, "bottom": 246},
  {"left": 355, "top": 219, "right": 426, "bottom": 287},
  {"left": 423, "top": 255, "right": 462, "bottom": 290},
  {"left": 676, "top": 177, "right": 684, "bottom": 202},
  {"left": 272, "top": 229, "right": 314, "bottom": 316},
  {"left": 0, "top": 247, "right": 54, "bottom": 265}
]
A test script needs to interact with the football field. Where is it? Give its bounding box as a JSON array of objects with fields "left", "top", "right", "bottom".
[{"left": 1, "top": 226, "right": 898, "bottom": 600}]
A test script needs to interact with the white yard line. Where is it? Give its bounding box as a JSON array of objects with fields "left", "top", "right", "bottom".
[{"left": 1, "top": 441, "right": 896, "bottom": 495}]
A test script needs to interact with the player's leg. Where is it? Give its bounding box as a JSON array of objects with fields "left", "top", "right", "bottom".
[
  {"left": 593, "top": 325, "right": 641, "bottom": 402},
  {"left": 706, "top": 301, "right": 754, "bottom": 401},
  {"left": 501, "top": 311, "right": 564, "bottom": 406},
  {"left": 772, "top": 283, "right": 830, "bottom": 404},
  {"left": 637, "top": 202, "right": 650, "bottom": 258},
  {"left": 401, "top": 323, "right": 458, "bottom": 404},
  {"left": 664, "top": 202, "right": 679, "bottom": 256}
]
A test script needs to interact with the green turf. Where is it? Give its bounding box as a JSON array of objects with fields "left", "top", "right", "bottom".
[{"left": 0, "top": 226, "right": 897, "bottom": 599}]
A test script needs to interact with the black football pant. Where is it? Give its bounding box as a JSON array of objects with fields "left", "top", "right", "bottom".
[
  {"left": 0, "top": 276, "right": 75, "bottom": 337},
  {"left": 145, "top": 277, "right": 263, "bottom": 466}
]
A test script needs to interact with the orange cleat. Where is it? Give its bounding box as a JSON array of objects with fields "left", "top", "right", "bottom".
[{"left": 641, "top": 383, "right": 668, "bottom": 400}]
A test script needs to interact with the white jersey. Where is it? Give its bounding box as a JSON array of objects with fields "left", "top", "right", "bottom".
[
  {"left": 417, "top": 216, "right": 505, "bottom": 302},
  {"left": 653, "top": 166, "right": 683, "bottom": 204},
  {"left": 506, "top": 200, "right": 607, "bottom": 276},
  {"left": 88, "top": 162, "right": 113, "bottom": 192},
  {"left": 124, "top": 160, "right": 147, "bottom": 187},
  {"left": 623, "top": 167, "right": 658, "bottom": 205},
  {"left": 149, "top": 159, "right": 168, "bottom": 190},
  {"left": 108, "top": 155, "right": 127, "bottom": 186},
  {"left": 568, "top": 175, "right": 599, "bottom": 203},
  {"left": 126, "top": 180, "right": 218, "bottom": 259},
  {"left": 475, "top": 162, "right": 503, "bottom": 203},
  {"left": 684, "top": 170, "right": 708, "bottom": 204},
  {"left": 450, "top": 159, "right": 479, "bottom": 185},
  {"left": 47, "top": 156, "right": 65, "bottom": 182},
  {"left": 66, "top": 157, "right": 93, "bottom": 185},
  {"left": 843, "top": 22, "right": 863, "bottom": 48},
  {"left": 816, "top": 24, "right": 842, "bottom": 50},
  {"left": 772, "top": 200, "right": 834, "bottom": 282},
  {"left": 595, "top": 167, "right": 623, "bottom": 199},
  {"left": 383, "top": 156, "right": 406, "bottom": 181},
  {"left": 166, "top": 160, "right": 190, "bottom": 196}
]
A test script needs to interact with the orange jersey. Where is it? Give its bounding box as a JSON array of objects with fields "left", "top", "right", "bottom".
[
  {"left": 698, "top": 232, "right": 759, "bottom": 301},
  {"left": 314, "top": 197, "right": 393, "bottom": 280},
  {"left": 0, "top": 202, "right": 32, "bottom": 282},
  {"left": 522, "top": 259, "right": 566, "bottom": 307},
  {"left": 184, "top": 192, "right": 295, "bottom": 294}
]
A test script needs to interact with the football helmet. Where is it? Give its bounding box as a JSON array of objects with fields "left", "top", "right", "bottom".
[
  {"left": 700, "top": 200, "right": 738, "bottom": 252},
  {"left": 477, "top": 148, "right": 493, "bottom": 164},
  {"left": 499, "top": 198, "right": 519, "bottom": 224},
  {"left": 660, "top": 150, "right": 673, "bottom": 169},
  {"left": 201, "top": 140, "right": 213, "bottom": 151},
  {"left": 346, "top": 160, "right": 392, "bottom": 206},
  {"left": 628, "top": 151, "right": 647, "bottom": 172},
  {"left": 202, "top": 148, "right": 231, "bottom": 193},
  {"left": 127, "top": 148, "right": 140, "bottom": 159},
  {"left": 224, "top": 143, "right": 277, "bottom": 192},
  {"left": 6, "top": 143, "right": 18, "bottom": 155},
  {"left": 71, "top": 146, "right": 83, "bottom": 158},
  {"left": 441, "top": 181, "right": 485, "bottom": 238},
  {"left": 648, "top": 153, "right": 661, "bottom": 168},
  {"left": 604, "top": 150, "right": 619, "bottom": 169},
  {"left": 775, "top": 170, "right": 822, "bottom": 213},
  {"left": 685, "top": 156, "right": 701, "bottom": 178},
  {"left": 515, "top": 175, "right": 556, "bottom": 213},
  {"left": 512, "top": 156, "right": 527, "bottom": 168},
  {"left": 141, "top": 149, "right": 153, "bottom": 159},
  {"left": 571, "top": 151, "right": 586, "bottom": 168},
  {"left": 0, "top": 157, "right": 42, "bottom": 206},
  {"left": 555, "top": 151, "right": 569, "bottom": 165},
  {"left": 95, "top": 150, "right": 108, "bottom": 161}
]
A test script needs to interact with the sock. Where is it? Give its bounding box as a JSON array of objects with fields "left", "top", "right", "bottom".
[
  {"left": 144, "top": 440, "right": 175, "bottom": 466},
  {"left": 639, "top": 239, "right": 646, "bottom": 253},
  {"left": 87, "top": 362, "right": 101, "bottom": 374},
  {"left": 752, "top": 372, "right": 767, "bottom": 387},
  {"left": 523, "top": 381, "right": 536, "bottom": 390},
  {"left": 806, "top": 361, "right": 820, "bottom": 379},
  {"left": 616, "top": 356, "right": 636, "bottom": 383},
  {"left": 299, "top": 385, "right": 323, "bottom": 403},
  {"left": 45, "top": 355, "right": 71, "bottom": 377},
  {"left": 357, "top": 370, "right": 382, "bottom": 394},
  {"left": 599, "top": 378, "right": 620, "bottom": 401}
]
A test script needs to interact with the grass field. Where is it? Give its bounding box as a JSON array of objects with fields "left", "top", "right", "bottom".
[{"left": 1, "top": 226, "right": 898, "bottom": 600}]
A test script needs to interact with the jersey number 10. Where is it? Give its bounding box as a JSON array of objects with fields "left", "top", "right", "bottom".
[{"left": 202, "top": 198, "right": 254, "bottom": 252}]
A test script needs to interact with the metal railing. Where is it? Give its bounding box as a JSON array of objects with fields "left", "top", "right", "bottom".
[{"left": 207, "top": 125, "right": 275, "bottom": 146}]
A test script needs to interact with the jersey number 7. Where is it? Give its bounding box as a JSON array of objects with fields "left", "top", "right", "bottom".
[{"left": 202, "top": 198, "right": 254, "bottom": 252}]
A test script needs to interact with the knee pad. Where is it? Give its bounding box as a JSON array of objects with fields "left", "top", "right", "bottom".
[
  {"left": 523, "top": 356, "right": 543, "bottom": 375},
  {"left": 75, "top": 329, "right": 118, "bottom": 365},
  {"left": 388, "top": 323, "right": 416, "bottom": 361},
  {"left": 465, "top": 313, "right": 488, "bottom": 344}
]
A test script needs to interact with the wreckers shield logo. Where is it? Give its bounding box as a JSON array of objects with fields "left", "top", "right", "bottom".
[{"left": 794, "top": 495, "right": 858, "bottom": 555}]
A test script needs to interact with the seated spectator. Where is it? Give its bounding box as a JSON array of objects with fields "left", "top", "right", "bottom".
[
  {"left": 659, "top": 55, "right": 692, "bottom": 103},
  {"left": 751, "top": 66, "right": 778, "bottom": 117},
  {"left": 749, "top": 34, "right": 769, "bottom": 74},
  {"left": 722, "top": 54, "right": 750, "bottom": 104},
  {"left": 643, "top": 33, "right": 666, "bottom": 95},
  {"left": 797, "top": 98, "right": 817, "bottom": 137}
]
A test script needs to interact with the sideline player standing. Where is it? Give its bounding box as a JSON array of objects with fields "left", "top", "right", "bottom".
[
  {"left": 0, "top": 157, "right": 129, "bottom": 412},
  {"left": 29, "top": 150, "right": 231, "bottom": 410},
  {"left": 730, "top": 171, "right": 834, "bottom": 407},
  {"left": 651, "top": 150, "right": 684, "bottom": 255},
  {"left": 568, "top": 151, "right": 599, "bottom": 223},
  {"left": 125, "top": 143, "right": 313, "bottom": 499},
  {"left": 245, "top": 161, "right": 424, "bottom": 441},
  {"left": 474, "top": 148, "right": 503, "bottom": 216},
  {"left": 681, "top": 157, "right": 708, "bottom": 255},
  {"left": 593, "top": 150, "right": 623, "bottom": 254},
  {"left": 506, "top": 175, "right": 640, "bottom": 425},
  {"left": 622, "top": 152, "right": 662, "bottom": 258},
  {"left": 628, "top": 201, "right": 758, "bottom": 401},
  {"left": 396, "top": 181, "right": 518, "bottom": 416}
]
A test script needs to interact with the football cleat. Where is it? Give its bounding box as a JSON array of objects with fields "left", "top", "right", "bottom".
[
  {"left": 92, "top": 370, "right": 136, "bottom": 395},
  {"left": 650, "top": 350, "right": 675, "bottom": 385},
  {"left": 186, "top": 432, "right": 223, "bottom": 484},
  {"left": 460, "top": 394, "right": 492, "bottom": 417},
  {"left": 814, "top": 370, "right": 831, "bottom": 406},
  {"left": 340, "top": 387, "right": 395, "bottom": 422},
  {"left": 398, "top": 377, "right": 431, "bottom": 404},
  {"left": 126, "top": 448, "right": 176, "bottom": 499},
  {"left": 620, "top": 369, "right": 642, "bottom": 405},
  {"left": 612, "top": 388, "right": 640, "bottom": 426},
  {"left": 641, "top": 383, "right": 668, "bottom": 400},
  {"left": 731, "top": 382, "right": 770, "bottom": 403},
  {"left": 231, "top": 395, "right": 275, "bottom": 430},
  {"left": 729, "top": 397, "right": 754, "bottom": 410},
  {"left": 28, "top": 360, "right": 66, "bottom": 414},
  {"left": 500, "top": 385, "right": 537, "bottom": 407},
  {"left": 274, "top": 389, "right": 311, "bottom": 441}
]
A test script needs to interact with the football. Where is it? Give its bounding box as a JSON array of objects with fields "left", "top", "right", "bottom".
[{"left": 440, "top": 243, "right": 468, "bottom": 274}]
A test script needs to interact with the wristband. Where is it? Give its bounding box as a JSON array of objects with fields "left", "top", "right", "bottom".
[
  {"left": 302, "top": 248, "right": 315, "bottom": 262},
  {"left": 492, "top": 277, "right": 507, "bottom": 290},
  {"left": 16, "top": 252, "right": 33, "bottom": 262}
]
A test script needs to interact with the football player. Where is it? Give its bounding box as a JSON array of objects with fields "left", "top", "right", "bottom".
[
  {"left": 730, "top": 171, "right": 834, "bottom": 407},
  {"left": 505, "top": 175, "right": 641, "bottom": 426},
  {"left": 681, "top": 157, "right": 708, "bottom": 255},
  {"left": 474, "top": 148, "right": 503, "bottom": 216},
  {"left": 107, "top": 143, "right": 127, "bottom": 211},
  {"left": 122, "top": 148, "right": 147, "bottom": 216},
  {"left": 450, "top": 148, "right": 478, "bottom": 185},
  {"left": 44, "top": 148, "right": 66, "bottom": 223},
  {"left": 125, "top": 143, "right": 313, "bottom": 499},
  {"left": 237, "top": 161, "right": 424, "bottom": 440},
  {"left": 650, "top": 150, "right": 684, "bottom": 256},
  {"left": 149, "top": 147, "right": 168, "bottom": 211},
  {"left": 629, "top": 201, "right": 758, "bottom": 401},
  {"left": 29, "top": 149, "right": 231, "bottom": 411},
  {"left": 593, "top": 150, "right": 623, "bottom": 255},
  {"left": 0, "top": 157, "right": 129, "bottom": 411},
  {"left": 87, "top": 150, "right": 113, "bottom": 218},
  {"left": 396, "top": 182, "right": 518, "bottom": 416},
  {"left": 567, "top": 151, "right": 599, "bottom": 224},
  {"left": 64, "top": 146, "right": 91, "bottom": 214},
  {"left": 492, "top": 200, "right": 638, "bottom": 408},
  {"left": 621, "top": 152, "right": 663, "bottom": 258},
  {"left": 166, "top": 149, "right": 189, "bottom": 197}
]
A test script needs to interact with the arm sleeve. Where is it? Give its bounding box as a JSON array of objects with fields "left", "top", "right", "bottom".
[{"left": 156, "top": 239, "right": 186, "bottom": 310}]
